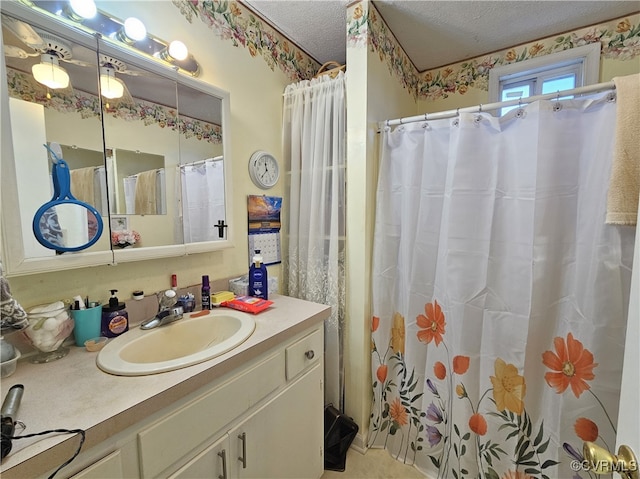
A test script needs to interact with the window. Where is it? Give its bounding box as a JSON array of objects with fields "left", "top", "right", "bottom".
[{"left": 489, "top": 43, "right": 600, "bottom": 115}]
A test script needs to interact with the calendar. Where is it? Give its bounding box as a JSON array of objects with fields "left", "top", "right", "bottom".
[{"left": 247, "top": 195, "right": 282, "bottom": 266}]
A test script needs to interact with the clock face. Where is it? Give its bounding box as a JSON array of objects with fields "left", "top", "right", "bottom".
[{"left": 249, "top": 151, "right": 279, "bottom": 189}]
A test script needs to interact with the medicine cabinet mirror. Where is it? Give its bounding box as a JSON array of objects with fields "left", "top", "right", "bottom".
[{"left": 0, "top": 2, "right": 232, "bottom": 276}]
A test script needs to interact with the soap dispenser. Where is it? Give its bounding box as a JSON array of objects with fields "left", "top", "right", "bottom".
[
  {"left": 101, "top": 289, "right": 129, "bottom": 338},
  {"left": 249, "top": 250, "right": 268, "bottom": 299}
]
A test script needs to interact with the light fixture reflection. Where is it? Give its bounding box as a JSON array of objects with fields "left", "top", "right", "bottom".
[
  {"left": 67, "top": 0, "right": 97, "bottom": 20},
  {"left": 100, "top": 66, "right": 124, "bottom": 99},
  {"left": 32, "top": 54, "right": 70, "bottom": 89}
]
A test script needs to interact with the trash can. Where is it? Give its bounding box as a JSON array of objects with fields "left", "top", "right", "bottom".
[{"left": 324, "top": 404, "right": 359, "bottom": 472}]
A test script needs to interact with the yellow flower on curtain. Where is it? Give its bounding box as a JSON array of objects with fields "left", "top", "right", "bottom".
[
  {"left": 391, "top": 312, "right": 405, "bottom": 354},
  {"left": 416, "top": 300, "right": 446, "bottom": 346},
  {"left": 490, "top": 358, "right": 526, "bottom": 414},
  {"left": 542, "top": 332, "right": 597, "bottom": 398}
]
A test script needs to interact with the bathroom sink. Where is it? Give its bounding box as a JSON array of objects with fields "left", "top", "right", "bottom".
[{"left": 96, "top": 310, "right": 256, "bottom": 376}]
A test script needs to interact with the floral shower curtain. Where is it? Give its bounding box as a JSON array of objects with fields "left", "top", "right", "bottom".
[
  {"left": 369, "top": 95, "right": 635, "bottom": 479},
  {"left": 283, "top": 72, "right": 346, "bottom": 410}
]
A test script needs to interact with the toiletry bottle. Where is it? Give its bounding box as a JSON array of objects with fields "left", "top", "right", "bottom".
[
  {"left": 249, "top": 250, "right": 268, "bottom": 299},
  {"left": 171, "top": 274, "right": 178, "bottom": 292},
  {"left": 101, "top": 289, "right": 129, "bottom": 338},
  {"left": 201, "top": 275, "right": 211, "bottom": 310}
]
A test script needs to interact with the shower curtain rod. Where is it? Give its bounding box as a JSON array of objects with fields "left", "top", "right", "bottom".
[
  {"left": 177, "top": 156, "right": 223, "bottom": 168},
  {"left": 381, "top": 80, "right": 616, "bottom": 128}
]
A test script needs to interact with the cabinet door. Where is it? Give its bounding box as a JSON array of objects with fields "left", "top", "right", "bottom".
[
  {"left": 70, "top": 450, "right": 125, "bottom": 479},
  {"left": 229, "top": 363, "right": 323, "bottom": 479},
  {"left": 168, "top": 434, "right": 230, "bottom": 479}
]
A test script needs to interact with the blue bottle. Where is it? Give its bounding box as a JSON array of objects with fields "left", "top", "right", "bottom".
[{"left": 248, "top": 250, "right": 268, "bottom": 299}]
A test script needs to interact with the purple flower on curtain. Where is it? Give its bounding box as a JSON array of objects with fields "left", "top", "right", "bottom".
[
  {"left": 563, "top": 442, "right": 585, "bottom": 462},
  {"left": 426, "top": 425, "right": 442, "bottom": 446},
  {"left": 426, "top": 402, "right": 443, "bottom": 423},
  {"left": 426, "top": 378, "right": 438, "bottom": 396}
]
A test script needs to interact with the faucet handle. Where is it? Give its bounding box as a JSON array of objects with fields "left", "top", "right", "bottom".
[{"left": 158, "top": 289, "right": 177, "bottom": 310}]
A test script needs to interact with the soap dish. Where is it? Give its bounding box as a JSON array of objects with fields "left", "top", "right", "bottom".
[{"left": 85, "top": 337, "right": 108, "bottom": 352}]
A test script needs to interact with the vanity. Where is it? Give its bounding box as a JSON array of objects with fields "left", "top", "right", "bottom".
[{"left": 0, "top": 295, "right": 330, "bottom": 479}]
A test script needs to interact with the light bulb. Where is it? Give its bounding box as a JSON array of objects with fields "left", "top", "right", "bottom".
[
  {"left": 32, "top": 54, "right": 70, "bottom": 89},
  {"left": 123, "top": 17, "right": 146, "bottom": 42},
  {"left": 168, "top": 40, "right": 188, "bottom": 61},
  {"left": 68, "top": 0, "right": 97, "bottom": 19},
  {"left": 100, "top": 67, "right": 124, "bottom": 99}
]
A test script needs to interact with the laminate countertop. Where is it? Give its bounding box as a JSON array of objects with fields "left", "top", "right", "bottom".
[{"left": 0, "top": 294, "right": 330, "bottom": 478}]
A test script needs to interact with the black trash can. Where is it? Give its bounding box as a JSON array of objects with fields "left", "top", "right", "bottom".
[{"left": 324, "top": 404, "right": 359, "bottom": 472}]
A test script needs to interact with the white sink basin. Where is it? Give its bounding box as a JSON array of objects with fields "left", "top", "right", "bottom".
[{"left": 97, "top": 310, "right": 256, "bottom": 376}]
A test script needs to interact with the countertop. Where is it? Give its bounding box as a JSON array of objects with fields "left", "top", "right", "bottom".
[{"left": 0, "top": 294, "right": 331, "bottom": 478}]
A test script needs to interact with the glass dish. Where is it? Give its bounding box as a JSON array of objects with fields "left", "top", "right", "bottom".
[{"left": 23, "top": 302, "right": 74, "bottom": 363}]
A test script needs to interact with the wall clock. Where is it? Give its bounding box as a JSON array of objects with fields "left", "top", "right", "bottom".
[{"left": 249, "top": 150, "right": 280, "bottom": 189}]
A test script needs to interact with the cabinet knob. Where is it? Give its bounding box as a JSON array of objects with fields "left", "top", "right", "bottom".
[{"left": 305, "top": 350, "right": 315, "bottom": 360}]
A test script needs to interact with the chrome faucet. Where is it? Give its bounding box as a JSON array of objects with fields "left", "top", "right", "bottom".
[{"left": 140, "top": 290, "right": 184, "bottom": 330}]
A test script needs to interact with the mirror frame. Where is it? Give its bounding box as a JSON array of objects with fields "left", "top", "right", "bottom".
[{"left": 0, "top": 2, "right": 233, "bottom": 276}]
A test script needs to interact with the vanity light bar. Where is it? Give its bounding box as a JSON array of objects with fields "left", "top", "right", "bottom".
[{"left": 29, "top": 0, "right": 201, "bottom": 76}]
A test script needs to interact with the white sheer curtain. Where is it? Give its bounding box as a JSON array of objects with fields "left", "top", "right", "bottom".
[
  {"left": 370, "top": 95, "right": 635, "bottom": 478},
  {"left": 283, "top": 72, "right": 346, "bottom": 410},
  {"left": 180, "top": 158, "right": 225, "bottom": 243}
]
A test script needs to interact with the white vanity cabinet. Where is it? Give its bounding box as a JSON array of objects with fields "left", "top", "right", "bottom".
[{"left": 62, "top": 323, "right": 324, "bottom": 479}]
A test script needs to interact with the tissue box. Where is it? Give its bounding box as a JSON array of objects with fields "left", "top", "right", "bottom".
[{"left": 229, "top": 275, "right": 278, "bottom": 296}]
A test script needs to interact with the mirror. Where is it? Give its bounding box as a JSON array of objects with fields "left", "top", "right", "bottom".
[
  {"left": 32, "top": 144, "right": 104, "bottom": 252},
  {"left": 1, "top": 2, "right": 232, "bottom": 275}
]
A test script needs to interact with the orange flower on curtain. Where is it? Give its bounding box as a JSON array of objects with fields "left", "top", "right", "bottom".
[
  {"left": 542, "top": 332, "right": 597, "bottom": 398},
  {"left": 416, "top": 300, "right": 446, "bottom": 345},
  {"left": 574, "top": 417, "right": 599, "bottom": 442}
]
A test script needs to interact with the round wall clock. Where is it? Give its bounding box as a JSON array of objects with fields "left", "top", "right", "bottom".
[{"left": 249, "top": 150, "right": 280, "bottom": 189}]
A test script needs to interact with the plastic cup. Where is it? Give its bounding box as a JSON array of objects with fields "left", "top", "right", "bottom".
[{"left": 71, "top": 305, "right": 102, "bottom": 347}]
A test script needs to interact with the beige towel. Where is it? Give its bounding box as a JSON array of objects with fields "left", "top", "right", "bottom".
[
  {"left": 606, "top": 73, "right": 640, "bottom": 225},
  {"left": 70, "top": 167, "right": 95, "bottom": 205},
  {"left": 135, "top": 170, "right": 158, "bottom": 215}
]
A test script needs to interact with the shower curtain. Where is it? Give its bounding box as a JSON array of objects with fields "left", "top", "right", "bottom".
[
  {"left": 283, "top": 71, "right": 346, "bottom": 410},
  {"left": 369, "top": 95, "right": 635, "bottom": 479},
  {"left": 180, "top": 158, "right": 225, "bottom": 242}
]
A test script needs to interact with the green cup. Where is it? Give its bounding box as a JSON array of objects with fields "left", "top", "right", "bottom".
[{"left": 71, "top": 305, "right": 102, "bottom": 347}]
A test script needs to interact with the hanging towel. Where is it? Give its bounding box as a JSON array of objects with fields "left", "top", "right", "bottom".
[
  {"left": 606, "top": 73, "right": 640, "bottom": 225},
  {"left": 135, "top": 169, "right": 158, "bottom": 215},
  {"left": 0, "top": 261, "right": 28, "bottom": 330},
  {"left": 70, "top": 167, "right": 96, "bottom": 206}
]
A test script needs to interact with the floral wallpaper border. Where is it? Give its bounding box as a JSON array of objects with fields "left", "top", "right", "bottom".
[
  {"left": 172, "top": 0, "right": 321, "bottom": 82},
  {"left": 348, "top": 2, "right": 640, "bottom": 101},
  {"left": 6, "top": 68, "right": 222, "bottom": 144}
]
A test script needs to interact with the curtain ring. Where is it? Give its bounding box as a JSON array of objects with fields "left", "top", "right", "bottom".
[
  {"left": 399, "top": 117, "right": 404, "bottom": 125},
  {"left": 518, "top": 98, "right": 522, "bottom": 108},
  {"left": 478, "top": 104, "right": 483, "bottom": 112},
  {"left": 556, "top": 91, "right": 561, "bottom": 101},
  {"left": 385, "top": 119, "right": 390, "bottom": 127},
  {"left": 456, "top": 108, "right": 460, "bottom": 116},
  {"left": 424, "top": 113, "right": 428, "bottom": 120}
]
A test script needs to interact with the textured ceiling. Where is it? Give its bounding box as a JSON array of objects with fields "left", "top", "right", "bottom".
[{"left": 243, "top": 0, "right": 640, "bottom": 71}]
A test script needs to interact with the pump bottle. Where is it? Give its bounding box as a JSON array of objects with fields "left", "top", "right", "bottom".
[
  {"left": 101, "top": 289, "right": 129, "bottom": 338},
  {"left": 249, "top": 250, "right": 268, "bottom": 299}
]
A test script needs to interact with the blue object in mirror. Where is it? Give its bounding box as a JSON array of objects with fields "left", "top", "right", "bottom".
[{"left": 32, "top": 144, "right": 104, "bottom": 252}]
